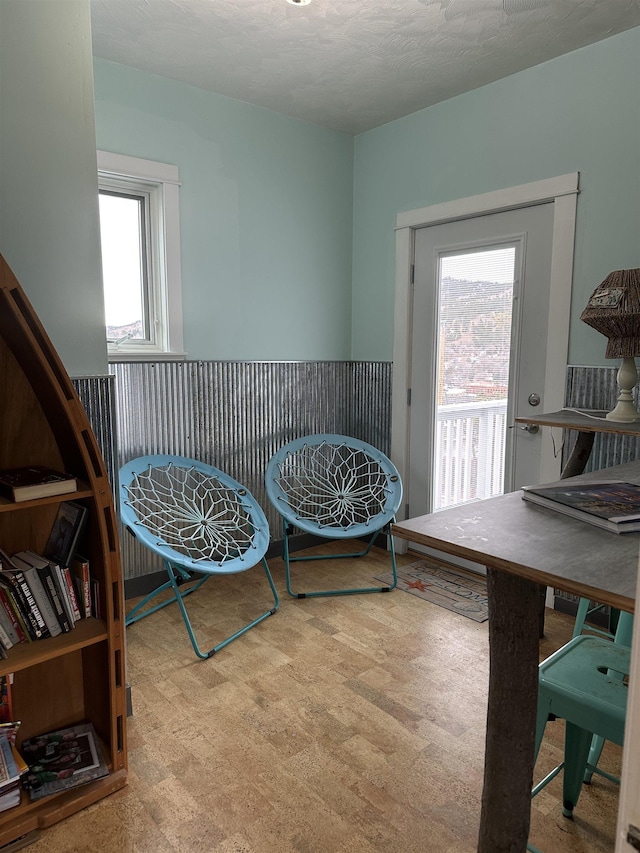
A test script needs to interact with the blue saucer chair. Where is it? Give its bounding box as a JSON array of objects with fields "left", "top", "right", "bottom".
[
  {"left": 265, "top": 434, "right": 403, "bottom": 598},
  {"left": 120, "top": 454, "right": 279, "bottom": 659}
]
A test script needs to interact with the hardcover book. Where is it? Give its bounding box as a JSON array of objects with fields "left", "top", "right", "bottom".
[
  {"left": 43, "top": 501, "right": 88, "bottom": 568},
  {"left": 61, "top": 568, "right": 82, "bottom": 622},
  {"left": 521, "top": 480, "right": 640, "bottom": 534},
  {"left": 0, "top": 466, "right": 76, "bottom": 503},
  {"left": 0, "top": 621, "right": 13, "bottom": 653},
  {"left": 0, "top": 604, "right": 20, "bottom": 647},
  {"left": 15, "top": 551, "right": 71, "bottom": 633},
  {"left": 11, "top": 556, "right": 61, "bottom": 638},
  {"left": 51, "top": 563, "right": 76, "bottom": 628},
  {"left": 70, "top": 555, "right": 91, "bottom": 620},
  {"left": 0, "top": 588, "right": 28, "bottom": 644},
  {"left": 0, "top": 550, "right": 49, "bottom": 640}
]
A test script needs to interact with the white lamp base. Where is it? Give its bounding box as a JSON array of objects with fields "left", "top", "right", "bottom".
[{"left": 606, "top": 356, "right": 640, "bottom": 422}]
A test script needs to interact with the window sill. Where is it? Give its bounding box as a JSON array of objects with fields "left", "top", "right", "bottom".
[{"left": 108, "top": 351, "right": 187, "bottom": 363}]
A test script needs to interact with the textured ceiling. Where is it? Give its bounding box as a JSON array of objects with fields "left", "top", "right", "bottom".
[{"left": 90, "top": 0, "right": 640, "bottom": 135}]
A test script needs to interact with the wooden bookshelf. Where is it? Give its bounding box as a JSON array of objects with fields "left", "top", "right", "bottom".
[{"left": 0, "top": 255, "right": 127, "bottom": 846}]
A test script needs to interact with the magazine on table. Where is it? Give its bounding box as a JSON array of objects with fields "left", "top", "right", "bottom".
[{"left": 521, "top": 480, "right": 640, "bottom": 534}]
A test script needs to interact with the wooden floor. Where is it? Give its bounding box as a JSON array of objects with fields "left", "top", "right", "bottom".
[{"left": 33, "top": 544, "right": 622, "bottom": 853}]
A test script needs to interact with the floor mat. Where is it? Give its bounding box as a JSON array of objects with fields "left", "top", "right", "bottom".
[{"left": 376, "top": 558, "right": 488, "bottom": 622}]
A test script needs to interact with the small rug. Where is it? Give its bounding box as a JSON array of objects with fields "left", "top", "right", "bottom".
[{"left": 376, "top": 558, "right": 489, "bottom": 622}]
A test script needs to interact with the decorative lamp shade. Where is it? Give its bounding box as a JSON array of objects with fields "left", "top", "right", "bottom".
[{"left": 580, "top": 269, "right": 640, "bottom": 358}]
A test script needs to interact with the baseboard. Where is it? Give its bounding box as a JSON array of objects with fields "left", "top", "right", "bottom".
[{"left": 123, "top": 531, "right": 388, "bottom": 600}]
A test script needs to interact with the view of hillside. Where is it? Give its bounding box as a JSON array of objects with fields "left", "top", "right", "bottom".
[
  {"left": 107, "top": 320, "right": 143, "bottom": 342},
  {"left": 438, "top": 276, "right": 513, "bottom": 406}
]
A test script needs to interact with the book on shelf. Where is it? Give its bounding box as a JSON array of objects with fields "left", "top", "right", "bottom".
[
  {"left": 0, "top": 465, "right": 77, "bottom": 503},
  {"left": 70, "top": 555, "right": 91, "bottom": 619},
  {"left": 0, "top": 733, "right": 21, "bottom": 791},
  {"left": 10, "top": 555, "right": 62, "bottom": 638},
  {"left": 0, "top": 603, "right": 20, "bottom": 648},
  {"left": 521, "top": 480, "right": 640, "bottom": 534},
  {"left": 0, "top": 676, "right": 13, "bottom": 725},
  {"left": 0, "top": 726, "right": 27, "bottom": 813},
  {"left": 14, "top": 551, "right": 71, "bottom": 633},
  {"left": 0, "top": 578, "right": 35, "bottom": 642},
  {"left": 0, "top": 550, "right": 49, "bottom": 640},
  {"left": 43, "top": 501, "right": 88, "bottom": 568},
  {"left": 61, "top": 567, "right": 82, "bottom": 623},
  {"left": 51, "top": 563, "right": 76, "bottom": 627},
  {"left": 22, "top": 722, "right": 109, "bottom": 802},
  {"left": 0, "top": 621, "right": 13, "bottom": 654},
  {"left": 90, "top": 576, "right": 101, "bottom": 620},
  {"left": 0, "top": 589, "right": 28, "bottom": 645}
]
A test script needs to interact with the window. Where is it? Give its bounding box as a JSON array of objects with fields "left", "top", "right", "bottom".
[{"left": 97, "top": 151, "right": 184, "bottom": 360}]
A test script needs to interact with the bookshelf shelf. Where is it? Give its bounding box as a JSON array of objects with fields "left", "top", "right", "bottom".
[
  {"left": 0, "top": 255, "right": 127, "bottom": 847},
  {"left": 0, "top": 618, "right": 110, "bottom": 676},
  {"left": 0, "top": 485, "right": 94, "bottom": 513}
]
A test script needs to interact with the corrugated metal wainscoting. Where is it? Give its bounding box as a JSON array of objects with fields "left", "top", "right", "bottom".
[
  {"left": 72, "top": 375, "right": 118, "bottom": 500},
  {"left": 563, "top": 365, "right": 640, "bottom": 472},
  {"left": 74, "top": 363, "right": 640, "bottom": 600},
  {"left": 107, "top": 361, "right": 392, "bottom": 585}
]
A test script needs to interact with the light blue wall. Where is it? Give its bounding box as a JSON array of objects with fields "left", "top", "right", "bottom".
[
  {"left": 93, "top": 59, "right": 354, "bottom": 361},
  {"left": 352, "top": 27, "right": 640, "bottom": 364},
  {"left": 0, "top": 0, "right": 107, "bottom": 377}
]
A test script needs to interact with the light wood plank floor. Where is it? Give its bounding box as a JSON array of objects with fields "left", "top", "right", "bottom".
[{"left": 34, "top": 544, "right": 622, "bottom": 852}]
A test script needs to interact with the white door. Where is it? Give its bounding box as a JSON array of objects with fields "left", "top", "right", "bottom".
[{"left": 408, "top": 204, "right": 555, "bottom": 522}]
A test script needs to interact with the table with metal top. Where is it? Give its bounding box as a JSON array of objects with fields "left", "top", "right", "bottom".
[{"left": 392, "top": 458, "right": 639, "bottom": 853}]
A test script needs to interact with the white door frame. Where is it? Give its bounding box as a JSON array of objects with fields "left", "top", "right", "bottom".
[{"left": 391, "top": 173, "right": 580, "bottom": 537}]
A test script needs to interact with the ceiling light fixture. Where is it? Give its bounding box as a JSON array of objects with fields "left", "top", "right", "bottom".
[{"left": 285, "top": 0, "right": 311, "bottom": 5}]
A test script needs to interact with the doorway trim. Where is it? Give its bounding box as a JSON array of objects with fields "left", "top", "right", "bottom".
[{"left": 391, "top": 173, "right": 580, "bottom": 530}]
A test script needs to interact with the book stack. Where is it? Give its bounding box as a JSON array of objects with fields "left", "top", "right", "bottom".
[
  {"left": 0, "top": 501, "right": 98, "bottom": 657},
  {"left": 521, "top": 480, "right": 640, "bottom": 534},
  {"left": 0, "top": 734, "right": 24, "bottom": 812},
  {"left": 0, "top": 680, "right": 28, "bottom": 813}
]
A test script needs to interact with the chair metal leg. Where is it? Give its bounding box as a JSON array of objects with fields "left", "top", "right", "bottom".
[
  {"left": 127, "top": 558, "right": 279, "bottom": 659},
  {"left": 125, "top": 564, "right": 208, "bottom": 627},
  {"left": 283, "top": 524, "right": 398, "bottom": 598},
  {"left": 531, "top": 694, "right": 564, "bottom": 800},
  {"left": 562, "top": 722, "right": 594, "bottom": 817}
]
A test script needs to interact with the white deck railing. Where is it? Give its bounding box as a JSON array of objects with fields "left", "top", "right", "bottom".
[{"left": 434, "top": 399, "right": 508, "bottom": 511}]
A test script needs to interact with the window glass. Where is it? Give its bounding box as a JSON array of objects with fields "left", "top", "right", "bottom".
[
  {"left": 97, "top": 151, "right": 184, "bottom": 361},
  {"left": 98, "top": 191, "right": 148, "bottom": 344},
  {"left": 433, "top": 246, "right": 516, "bottom": 510}
]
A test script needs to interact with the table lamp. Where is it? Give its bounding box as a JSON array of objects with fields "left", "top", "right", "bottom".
[{"left": 580, "top": 268, "right": 640, "bottom": 422}]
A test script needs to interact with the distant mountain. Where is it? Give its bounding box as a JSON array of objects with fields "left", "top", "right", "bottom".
[{"left": 107, "top": 320, "right": 143, "bottom": 342}]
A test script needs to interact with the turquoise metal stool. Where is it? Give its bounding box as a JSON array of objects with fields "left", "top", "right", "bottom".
[
  {"left": 120, "top": 455, "right": 279, "bottom": 659},
  {"left": 572, "top": 600, "right": 633, "bottom": 783},
  {"left": 527, "top": 634, "right": 630, "bottom": 852},
  {"left": 265, "top": 434, "right": 403, "bottom": 598},
  {"left": 572, "top": 597, "right": 623, "bottom": 642}
]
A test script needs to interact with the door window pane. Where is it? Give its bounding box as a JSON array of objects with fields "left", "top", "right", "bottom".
[{"left": 434, "top": 247, "right": 516, "bottom": 510}]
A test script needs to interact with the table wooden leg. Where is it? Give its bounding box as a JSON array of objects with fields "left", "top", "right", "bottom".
[
  {"left": 477, "top": 569, "right": 541, "bottom": 853},
  {"left": 561, "top": 430, "right": 595, "bottom": 480}
]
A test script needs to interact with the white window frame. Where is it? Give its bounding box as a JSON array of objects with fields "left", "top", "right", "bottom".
[{"left": 97, "top": 151, "right": 185, "bottom": 361}]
